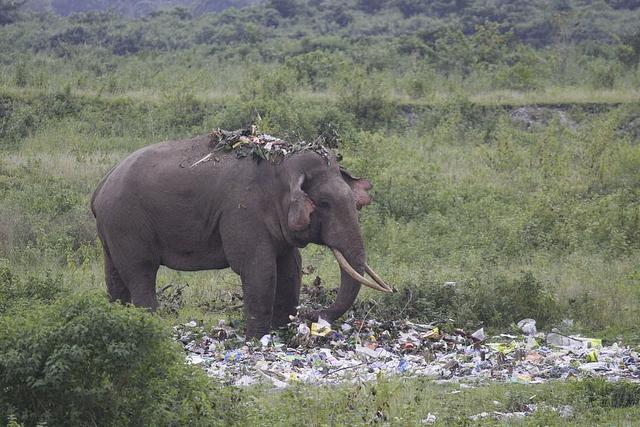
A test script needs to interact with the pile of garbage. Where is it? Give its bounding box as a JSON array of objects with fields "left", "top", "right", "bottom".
[
  {"left": 207, "top": 126, "right": 336, "bottom": 164},
  {"left": 175, "top": 315, "right": 640, "bottom": 388}
]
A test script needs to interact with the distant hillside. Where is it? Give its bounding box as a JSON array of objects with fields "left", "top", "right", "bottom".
[
  {"left": 2, "top": 0, "right": 639, "bottom": 103},
  {"left": 7, "top": 0, "right": 640, "bottom": 48},
  {"left": 23, "top": 0, "right": 260, "bottom": 17}
]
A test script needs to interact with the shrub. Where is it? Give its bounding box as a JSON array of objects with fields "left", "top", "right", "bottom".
[
  {"left": 571, "top": 378, "right": 640, "bottom": 408},
  {"left": 285, "top": 50, "right": 347, "bottom": 90},
  {"left": 495, "top": 61, "right": 541, "bottom": 91},
  {"left": 589, "top": 58, "right": 621, "bottom": 89},
  {"left": 0, "top": 0, "right": 25, "bottom": 25},
  {"left": 268, "top": 0, "right": 303, "bottom": 18},
  {"left": 0, "top": 265, "right": 65, "bottom": 313},
  {"left": 13, "top": 62, "right": 28, "bottom": 87},
  {"left": 350, "top": 270, "right": 561, "bottom": 331},
  {"left": 0, "top": 293, "right": 217, "bottom": 426},
  {"left": 162, "top": 91, "right": 207, "bottom": 134},
  {"left": 337, "top": 68, "right": 398, "bottom": 129},
  {"left": 466, "top": 271, "right": 561, "bottom": 329},
  {"left": 0, "top": 100, "right": 37, "bottom": 151}
]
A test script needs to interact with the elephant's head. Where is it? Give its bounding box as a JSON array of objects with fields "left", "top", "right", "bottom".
[{"left": 278, "top": 151, "right": 393, "bottom": 322}]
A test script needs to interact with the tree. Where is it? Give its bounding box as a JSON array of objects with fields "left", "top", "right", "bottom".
[
  {"left": 358, "top": 0, "right": 387, "bottom": 14},
  {"left": 268, "top": 0, "right": 300, "bottom": 18},
  {"left": 0, "top": 0, "right": 25, "bottom": 25}
]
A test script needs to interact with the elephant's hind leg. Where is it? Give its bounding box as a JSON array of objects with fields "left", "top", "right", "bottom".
[
  {"left": 272, "top": 248, "right": 302, "bottom": 328},
  {"left": 104, "top": 247, "right": 130, "bottom": 303},
  {"left": 105, "top": 239, "right": 160, "bottom": 311},
  {"left": 119, "top": 260, "right": 160, "bottom": 311}
]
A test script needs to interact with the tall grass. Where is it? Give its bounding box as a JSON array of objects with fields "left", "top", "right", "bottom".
[{"left": 1, "top": 85, "right": 639, "bottom": 338}]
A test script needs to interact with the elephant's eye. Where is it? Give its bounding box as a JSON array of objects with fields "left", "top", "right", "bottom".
[{"left": 318, "top": 200, "right": 330, "bottom": 209}]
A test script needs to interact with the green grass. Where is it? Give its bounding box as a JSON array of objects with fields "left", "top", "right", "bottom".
[
  {"left": 2, "top": 93, "right": 639, "bottom": 338},
  {"left": 2, "top": 5, "right": 640, "bottom": 422},
  {"left": 4, "top": 83, "right": 640, "bottom": 110},
  {"left": 207, "top": 377, "right": 640, "bottom": 425}
]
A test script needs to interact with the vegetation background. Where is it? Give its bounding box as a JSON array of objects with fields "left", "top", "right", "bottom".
[{"left": 1, "top": 0, "right": 640, "bottom": 424}]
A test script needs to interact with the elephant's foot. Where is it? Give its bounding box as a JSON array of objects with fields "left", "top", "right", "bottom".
[
  {"left": 244, "top": 322, "right": 271, "bottom": 339},
  {"left": 271, "top": 311, "right": 295, "bottom": 329},
  {"left": 297, "top": 307, "right": 338, "bottom": 324}
]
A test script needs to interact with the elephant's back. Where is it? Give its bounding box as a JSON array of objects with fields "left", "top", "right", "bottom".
[
  {"left": 98, "top": 135, "right": 212, "bottom": 192},
  {"left": 120, "top": 134, "right": 213, "bottom": 174},
  {"left": 91, "top": 135, "right": 247, "bottom": 218}
]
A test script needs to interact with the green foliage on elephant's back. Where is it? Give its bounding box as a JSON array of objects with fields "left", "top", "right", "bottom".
[{"left": 0, "top": 293, "right": 220, "bottom": 426}]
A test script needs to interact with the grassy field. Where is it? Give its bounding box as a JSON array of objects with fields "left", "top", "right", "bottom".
[
  {"left": 2, "top": 1, "right": 640, "bottom": 424},
  {"left": 2, "top": 83, "right": 639, "bottom": 333},
  {"left": 2, "top": 88, "right": 640, "bottom": 424}
]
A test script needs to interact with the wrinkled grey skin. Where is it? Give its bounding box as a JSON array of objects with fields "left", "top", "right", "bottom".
[{"left": 91, "top": 135, "right": 373, "bottom": 338}]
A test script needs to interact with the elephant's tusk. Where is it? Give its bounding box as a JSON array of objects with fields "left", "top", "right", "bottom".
[
  {"left": 365, "top": 264, "right": 394, "bottom": 292},
  {"left": 332, "top": 249, "right": 393, "bottom": 293}
]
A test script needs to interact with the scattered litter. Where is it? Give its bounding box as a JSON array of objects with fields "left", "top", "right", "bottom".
[
  {"left": 297, "top": 323, "right": 310, "bottom": 335},
  {"left": 469, "top": 402, "right": 577, "bottom": 422},
  {"left": 260, "top": 334, "right": 272, "bottom": 347},
  {"left": 518, "top": 318, "right": 537, "bottom": 336},
  {"left": 547, "top": 332, "right": 602, "bottom": 349},
  {"left": 311, "top": 318, "right": 332, "bottom": 337},
  {"left": 174, "top": 317, "right": 640, "bottom": 389},
  {"left": 469, "top": 411, "right": 490, "bottom": 421},
  {"left": 421, "top": 413, "right": 437, "bottom": 424},
  {"left": 471, "top": 328, "right": 485, "bottom": 342},
  {"left": 557, "top": 405, "right": 574, "bottom": 418}
]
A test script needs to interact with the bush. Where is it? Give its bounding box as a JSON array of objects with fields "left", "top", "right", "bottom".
[
  {"left": 285, "top": 50, "right": 347, "bottom": 90},
  {"left": 466, "top": 271, "right": 560, "bottom": 329},
  {"left": 589, "top": 58, "right": 621, "bottom": 89},
  {"left": 0, "top": 265, "right": 65, "bottom": 313},
  {"left": 571, "top": 378, "right": 640, "bottom": 408},
  {"left": 0, "top": 100, "right": 37, "bottom": 151},
  {"left": 161, "top": 91, "right": 207, "bottom": 134},
  {"left": 268, "top": 0, "right": 304, "bottom": 18},
  {"left": 350, "top": 270, "right": 561, "bottom": 331},
  {"left": 337, "top": 68, "right": 398, "bottom": 129},
  {"left": 495, "top": 61, "right": 541, "bottom": 91},
  {"left": 0, "top": 293, "right": 217, "bottom": 426}
]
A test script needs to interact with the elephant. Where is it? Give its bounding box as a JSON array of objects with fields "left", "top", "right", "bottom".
[{"left": 91, "top": 133, "right": 392, "bottom": 338}]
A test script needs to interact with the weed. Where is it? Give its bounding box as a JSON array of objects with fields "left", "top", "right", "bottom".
[{"left": 571, "top": 378, "right": 640, "bottom": 408}]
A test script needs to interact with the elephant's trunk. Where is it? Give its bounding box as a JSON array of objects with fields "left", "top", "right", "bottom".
[{"left": 318, "top": 247, "right": 392, "bottom": 323}]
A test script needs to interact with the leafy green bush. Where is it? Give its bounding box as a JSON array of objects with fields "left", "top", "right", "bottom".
[
  {"left": 285, "top": 50, "right": 348, "bottom": 90},
  {"left": 0, "top": 265, "right": 65, "bottom": 313},
  {"left": 571, "top": 378, "right": 640, "bottom": 408},
  {"left": 589, "top": 58, "right": 622, "bottom": 89},
  {"left": 337, "top": 68, "right": 398, "bottom": 129},
  {"left": 352, "top": 270, "right": 561, "bottom": 331},
  {"left": 0, "top": 100, "right": 37, "bottom": 151},
  {"left": 162, "top": 91, "right": 207, "bottom": 134},
  {"left": 495, "top": 61, "right": 541, "bottom": 91},
  {"left": 0, "top": 292, "right": 218, "bottom": 426},
  {"left": 465, "top": 271, "right": 560, "bottom": 329}
]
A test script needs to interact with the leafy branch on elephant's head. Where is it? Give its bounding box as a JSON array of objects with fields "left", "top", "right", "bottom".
[{"left": 207, "top": 125, "right": 339, "bottom": 165}]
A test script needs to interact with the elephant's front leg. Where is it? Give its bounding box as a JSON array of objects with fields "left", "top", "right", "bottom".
[
  {"left": 272, "top": 248, "right": 302, "bottom": 328},
  {"left": 239, "top": 253, "right": 277, "bottom": 339}
]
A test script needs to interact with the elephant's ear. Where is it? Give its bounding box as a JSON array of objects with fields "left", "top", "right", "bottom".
[
  {"left": 340, "top": 167, "right": 372, "bottom": 210},
  {"left": 288, "top": 175, "right": 315, "bottom": 231}
]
